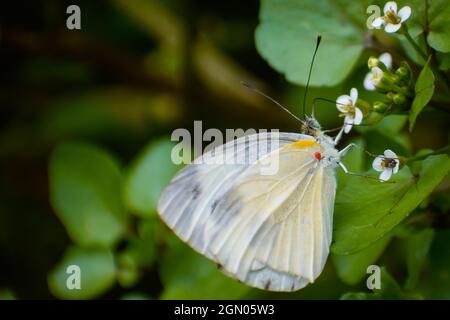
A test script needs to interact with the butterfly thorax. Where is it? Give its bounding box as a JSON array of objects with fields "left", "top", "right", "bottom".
[
  {"left": 301, "top": 116, "right": 340, "bottom": 169},
  {"left": 315, "top": 136, "right": 339, "bottom": 168}
]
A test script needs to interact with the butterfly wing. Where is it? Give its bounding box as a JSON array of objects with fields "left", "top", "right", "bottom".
[{"left": 158, "top": 132, "right": 336, "bottom": 291}]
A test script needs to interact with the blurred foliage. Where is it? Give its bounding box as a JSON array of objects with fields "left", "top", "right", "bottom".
[
  {"left": 256, "top": 0, "right": 364, "bottom": 86},
  {"left": 124, "top": 139, "right": 179, "bottom": 218},
  {"left": 1, "top": 0, "right": 450, "bottom": 300}
]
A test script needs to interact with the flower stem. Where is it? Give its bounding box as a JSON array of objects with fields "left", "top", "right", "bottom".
[
  {"left": 401, "top": 25, "right": 428, "bottom": 62},
  {"left": 401, "top": 25, "right": 450, "bottom": 91}
]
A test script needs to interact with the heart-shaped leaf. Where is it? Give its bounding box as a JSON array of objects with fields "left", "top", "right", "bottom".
[
  {"left": 48, "top": 246, "right": 116, "bottom": 299},
  {"left": 124, "top": 138, "right": 179, "bottom": 217},
  {"left": 256, "top": 0, "right": 364, "bottom": 86},
  {"left": 49, "top": 142, "right": 126, "bottom": 247}
]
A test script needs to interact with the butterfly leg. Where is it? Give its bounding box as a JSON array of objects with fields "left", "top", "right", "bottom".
[
  {"left": 338, "top": 162, "right": 395, "bottom": 183},
  {"left": 338, "top": 143, "right": 357, "bottom": 156},
  {"left": 333, "top": 127, "right": 345, "bottom": 145}
]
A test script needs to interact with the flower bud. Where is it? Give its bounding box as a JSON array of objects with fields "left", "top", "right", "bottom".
[
  {"left": 368, "top": 56, "right": 389, "bottom": 72},
  {"left": 355, "top": 99, "right": 372, "bottom": 115},
  {"left": 393, "top": 93, "right": 406, "bottom": 105},
  {"left": 368, "top": 56, "right": 379, "bottom": 69},
  {"left": 384, "top": 92, "right": 395, "bottom": 103},
  {"left": 395, "top": 62, "right": 412, "bottom": 84},
  {"left": 373, "top": 101, "right": 388, "bottom": 113},
  {"left": 377, "top": 73, "right": 394, "bottom": 91}
]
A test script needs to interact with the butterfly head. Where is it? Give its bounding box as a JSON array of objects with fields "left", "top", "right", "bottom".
[{"left": 301, "top": 115, "right": 321, "bottom": 137}]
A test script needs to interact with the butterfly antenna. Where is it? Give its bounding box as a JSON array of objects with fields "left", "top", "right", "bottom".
[
  {"left": 303, "top": 35, "right": 322, "bottom": 117},
  {"left": 241, "top": 81, "right": 304, "bottom": 124}
]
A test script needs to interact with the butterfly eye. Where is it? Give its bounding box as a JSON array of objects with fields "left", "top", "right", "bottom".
[{"left": 314, "top": 152, "right": 322, "bottom": 160}]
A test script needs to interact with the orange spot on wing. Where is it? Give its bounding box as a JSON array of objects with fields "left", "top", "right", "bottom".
[{"left": 289, "top": 139, "right": 319, "bottom": 149}]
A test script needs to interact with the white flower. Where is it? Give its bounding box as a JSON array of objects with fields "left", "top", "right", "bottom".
[
  {"left": 372, "top": 1, "right": 412, "bottom": 33},
  {"left": 364, "top": 67, "right": 384, "bottom": 91},
  {"left": 378, "top": 52, "right": 393, "bottom": 69},
  {"left": 372, "top": 149, "right": 400, "bottom": 181},
  {"left": 364, "top": 53, "right": 392, "bottom": 91},
  {"left": 336, "top": 88, "right": 363, "bottom": 134}
]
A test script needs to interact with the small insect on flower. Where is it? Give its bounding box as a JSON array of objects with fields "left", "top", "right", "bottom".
[
  {"left": 336, "top": 88, "right": 363, "bottom": 134},
  {"left": 372, "top": 149, "right": 400, "bottom": 181},
  {"left": 365, "top": 53, "right": 392, "bottom": 91},
  {"left": 372, "top": 1, "right": 412, "bottom": 33}
]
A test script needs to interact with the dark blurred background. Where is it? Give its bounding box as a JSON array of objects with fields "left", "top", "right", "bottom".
[{"left": 0, "top": 0, "right": 301, "bottom": 299}]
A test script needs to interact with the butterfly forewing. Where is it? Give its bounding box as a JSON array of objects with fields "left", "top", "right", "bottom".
[{"left": 157, "top": 132, "right": 336, "bottom": 291}]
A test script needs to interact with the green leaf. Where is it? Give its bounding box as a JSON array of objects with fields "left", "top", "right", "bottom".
[
  {"left": 337, "top": 138, "right": 365, "bottom": 190},
  {"left": 117, "top": 251, "right": 140, "bottom": 288},
  {"left": 333, "top": 155, "right": 450, "bottom": 254},
  {"left": 363, "top": 130, "right": 411, "bottom": 158},
  {"left": 48, "top": 246, "right": 116, "bottom": 299},
  {"left": 427, "top": 0, "right": 450, "bottom": 52},
  {"left": 255, "top": 0, "right": 364, "bottom": 86},
  {"left": 421, "top": 230, "right": 450, "bottom": 298},
  {"left": 121, "top": 292, "right": 151, "bottom": 300},
  {"left": 357, "top": 115, "right": 412, "bottom": 157},
  {"left": 124, "top": 138, "right": 179, "bottom": 217},
  {"left": 159, "top": 234, "right": 250, "bottom": 299},
  {"left": 340, "top": 267, "right": 421, "bottom": 300},
  {"left": 438, "top": 52, "right": 450, "bottom": 71},
  {"left": 340, "top": 291, "right": 381, "bottom": 300},
  {"left": 116, "top": 218, "right": 159, "bottom": 288},
  {"left": 123, "top": 218, "right": 158, "bottom": 268},
  {"left": 49, "top": 142, "right": 126, "bottom": 247},
  {"left": 404, "top": 228, "right": 434, "bottom": 289},
  {"left": 371, "top": 115, "right": 409, "bottom": 135},
  {"left": 409, "top": 58, "right": 435, "bottom": 131},
  {"left": 333, "top": 234, "right": 391, "bottom": 285}
]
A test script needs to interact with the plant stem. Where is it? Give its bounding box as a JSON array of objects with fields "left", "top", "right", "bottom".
[
  {"left": 401, "top": 25, "right": 428, "bottom": 62},
  {"left": 406, "top": 145, "right": 450, "bottom": 163},
  {"left": 401, "top": 25, "right": 450, "bottom": 91}
]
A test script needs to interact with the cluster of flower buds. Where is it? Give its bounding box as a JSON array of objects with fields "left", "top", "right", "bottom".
[{"left": 364, "top": 53, "right": 413, "bottom": 113}]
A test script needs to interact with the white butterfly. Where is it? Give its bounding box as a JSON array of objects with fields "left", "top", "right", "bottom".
[{"left": 157, "top": 115, "right": 353, "bottom": 291}]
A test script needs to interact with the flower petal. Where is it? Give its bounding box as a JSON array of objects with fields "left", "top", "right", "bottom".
[
  {"left": 353, "top": 107, "right": 363, "bottom": 125},
  {"left": 344, "top": 113, "right": 354, "bottom": 123},
  {"left": 393, "top": 160, "right": 400, "bottom": 174},
  {"left": 372, "top": 67, "right": 383, "bottom": 77},
  {"left": 384, "top": 1, "right": 398, "bottom": 15},
  {"left": 369, "top": 67, "right": 384, "bottom": 86},
  {"left": 336, "top": 95, "right": 352, "bottom": 112},
  {"left": 379, "top": 52, "right": 392, "bottom": 69},
  {"left": 344, "top": 123, "right": 353, "bottom": 134},
  {"left": 364, "top": 72, "right": 376, "bottom": 91},
  {"left": 384, "top": 149, "right": 397, "bottom": 158},
  {"left": 372, "top": 17, "right": 385, "bottom": 28},
  {"left": 385, "top": 23, "right": 402, "bottom": 33},
  {"left": 350, "top": 88, "right": 358, "bottom": 104},
  {"left": 380, "top": 168, "right": 393, "bottom": 181},
  {"left": 372, "top": 156, "right": 384, "bottom": 172},
  {"left": 398, "top": 6, "right": 411, "bottom": 22}
]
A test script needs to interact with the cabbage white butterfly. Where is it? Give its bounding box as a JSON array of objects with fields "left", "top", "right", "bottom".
[{"left": 157, "top": 36, "right": 353, "bottom": 291}]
